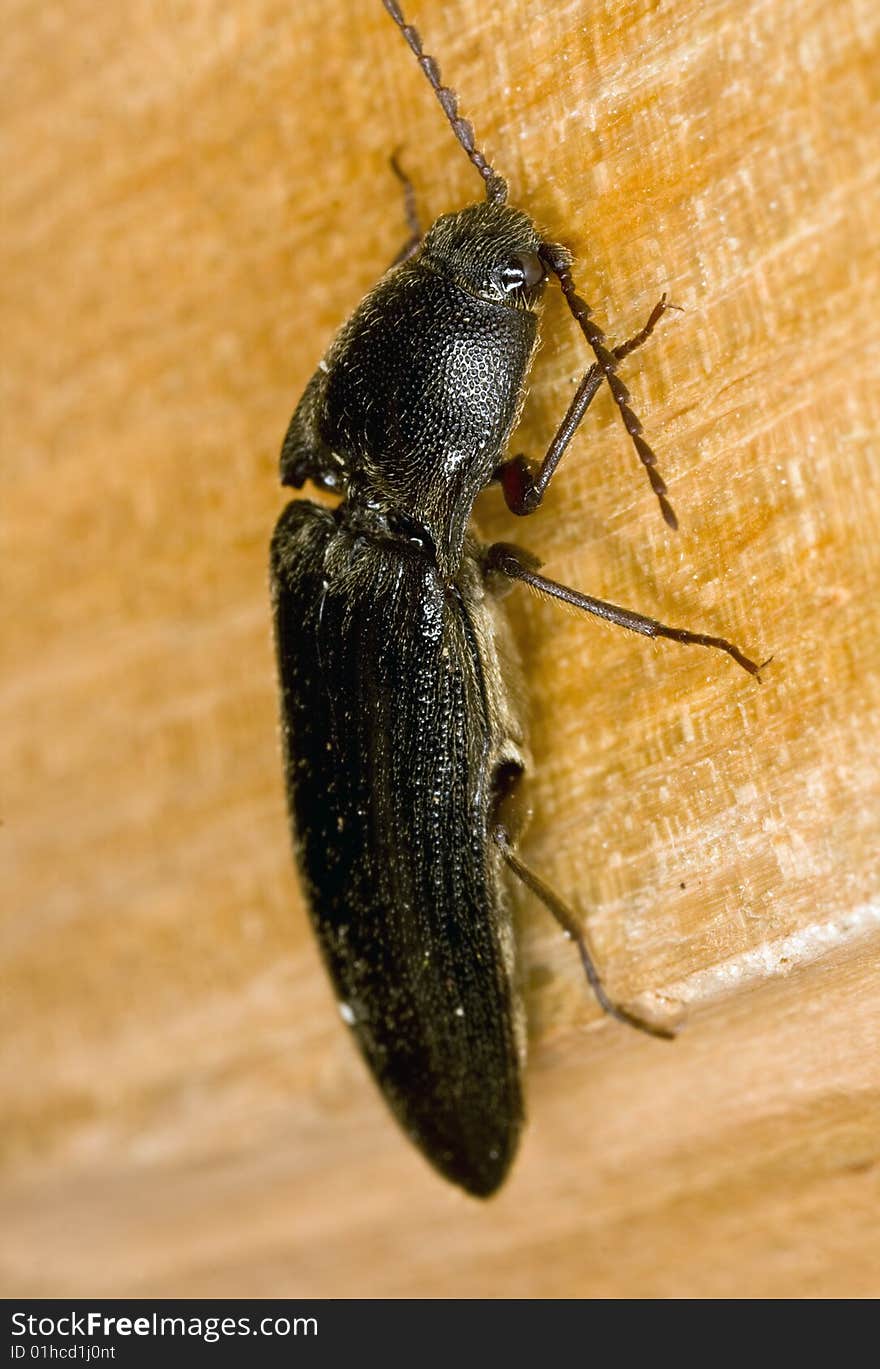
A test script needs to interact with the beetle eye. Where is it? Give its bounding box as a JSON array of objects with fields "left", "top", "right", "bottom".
[{"left": 499, "top": 251, "right": 545, "bottom": 293}]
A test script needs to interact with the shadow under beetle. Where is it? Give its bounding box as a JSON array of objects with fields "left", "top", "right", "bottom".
[{"left": 270, "top": 0, "right": 765, "bottom": 1197}]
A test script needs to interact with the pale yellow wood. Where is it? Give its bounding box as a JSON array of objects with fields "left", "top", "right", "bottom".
[{"left": 2, "top": 0, "right": 878, "bottom": 1297}]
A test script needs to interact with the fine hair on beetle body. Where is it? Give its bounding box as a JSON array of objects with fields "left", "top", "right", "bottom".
[{"left": 270, "top": 0, "right": 767, "bottom": 1198}]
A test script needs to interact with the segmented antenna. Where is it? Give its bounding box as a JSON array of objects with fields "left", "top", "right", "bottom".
[
  {"left": 541, "top": 244, "right": 679, "bottom": 529},
  {"left": 382, "top": 0, "right": 508, "bottom": 205}
]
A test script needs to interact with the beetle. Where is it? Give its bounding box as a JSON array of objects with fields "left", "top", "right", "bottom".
[{"left": 270, "top": 0, "right": 764, "bottom": 1197}]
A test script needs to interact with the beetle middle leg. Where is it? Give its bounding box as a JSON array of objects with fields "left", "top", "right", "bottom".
[
  {"left": 490, "top": 762, "right": 681, "bottom": 1040},
  {"left": 484, "top": 542, "right": 768, "bottom": 678},
  {"left": 496, "top": 290, "right": 679, "bottom": 527}
]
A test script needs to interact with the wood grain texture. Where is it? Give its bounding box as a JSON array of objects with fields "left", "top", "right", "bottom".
[{"left": 2, "top": 0, "right": 878, "bottom": 1297}]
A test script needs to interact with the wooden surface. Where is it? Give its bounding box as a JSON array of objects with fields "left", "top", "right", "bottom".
[{"left": 3, "top": 0, "right": 879, "bottom": 1298}]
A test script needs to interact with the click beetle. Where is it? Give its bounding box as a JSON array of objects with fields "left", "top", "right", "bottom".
[{"left": 270, "top": 0, "right": 764, "bottom": 1197}]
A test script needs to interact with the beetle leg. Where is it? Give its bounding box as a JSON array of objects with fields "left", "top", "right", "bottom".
[
  {"left": 492, "top": 825, "right": 682, "bottom": 1040},
  {"left": 388, "top": 150, "right": 423, "bottom": 265},
  {"left": 483, "top": 542, "right": 769, "bottom": 679},
  {"left": 495, "top": 294, "right": 678, "bottom": 526}
]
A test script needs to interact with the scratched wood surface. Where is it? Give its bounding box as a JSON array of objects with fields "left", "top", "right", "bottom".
[{"left": 2, "top": 0, "right": 879, "bottom": 1298}]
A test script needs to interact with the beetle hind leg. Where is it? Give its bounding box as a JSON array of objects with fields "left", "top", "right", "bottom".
[
  {"left": 489, "top": 763, "right": 682, "bottom": 1040},
  {"left": 493, "top": 826, "right": 683, "bottom": 1041}
]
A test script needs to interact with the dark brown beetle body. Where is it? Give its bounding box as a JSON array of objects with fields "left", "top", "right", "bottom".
[
  {"left": 271, "top": 1, "right": 764, "bottom": 1196},
  {"left": 272, "top": 203, "right": 545, "bottom": 1195}
]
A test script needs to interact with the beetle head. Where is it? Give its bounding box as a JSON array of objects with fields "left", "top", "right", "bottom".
[{"left": 421, "top": 203, "right": 547, "bottom": 309}]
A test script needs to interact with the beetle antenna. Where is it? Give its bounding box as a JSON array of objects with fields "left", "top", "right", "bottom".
[
  {"left": 382, "top": 0, "right": 508, "bottom": 205},
  {"left": 541, "top": 244, "right": 679, "bottom": 529}
]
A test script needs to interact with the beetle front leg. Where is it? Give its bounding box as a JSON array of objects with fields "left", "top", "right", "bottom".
[
  {"left": 495, "top": 294, "right": 678, "bottom": 525},
  {"left": 484, "top": 542, "right": 768, "bottom": 679}
]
